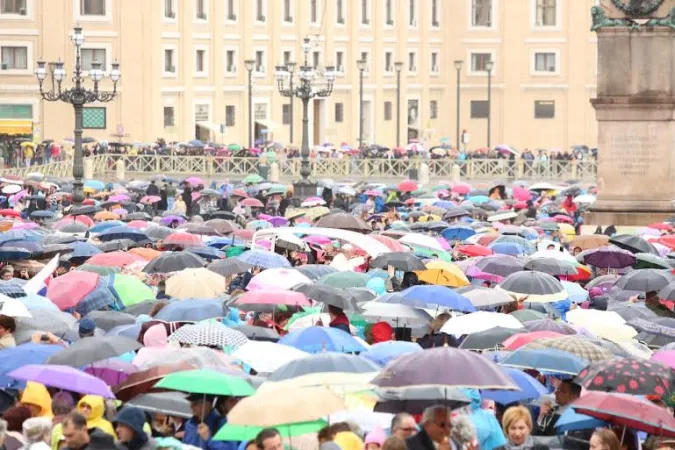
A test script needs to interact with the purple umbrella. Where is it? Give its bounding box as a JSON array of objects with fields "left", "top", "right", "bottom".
[
  {"left": 270, "top": 216, "right": 289, "bottom": 227},
  {"left": 84, "top": 358, "right": 138, "bottom": 386},
  {"left": 585, "top": 274, "right": 621, "bottom": 293},
  {"left": 583, "top": 247, "right": 636, "bottom": 269},
  {"left": 108, "top": 194, "right": 130, "bottom": 203},
  {"left": 160, "top": 215, "right": 187, "bottom": 226},
  {"left": 8, "top": 364, "right": 115, "bottom": 398},
  {"left": 372, "top": 347, "right": 518, "bottom": 390}
]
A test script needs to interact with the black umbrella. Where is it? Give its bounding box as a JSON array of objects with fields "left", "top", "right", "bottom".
[
  {"left": 207, "top": 258, "right": 253, "bottom": 277},
  {"left": 43, "top": 235, "right": 85, "bottom": 245},
  {"left": 523, "top": 319, "right": 577, "bottom": 335},
  {"left": 45, "top": 336, "right": 142, "bottom": 367},
  {"left": 125, "top": 300, "right": 160, "bottom": 317},
  {"left": 346, "top": 287, "right": 377, "bottom": 303},
  {"left": 268, "top": 353, "right": 379, "bottom": 382},
  {"left": 607, "top": 301, "right": 657, "bottom": 321},
  {"left": 459, "top": 327, "right": 527, "bottom": 351},
  {"left": 144, "top": 226, "right": 174, "bottom": 241},
  {"left": 370, "top": 252, "right": 425, "bottom": 271},
  {"left": 410, "top": 221, "right": 449, "bottom": 232},
  {"left": 208, "top": 211, "right": 237, "bottom": 221},
  {"left": 231, "top": 324, "right": 280, "bottom": 342},
  {"left": 124, "top": 212, "right": 152, "bottom": 221},
  {"left": 498, "top": 271, "right": 566, "bottom": 302},
  {"left": 142, "top": 251, "right": 205, "bottom": 273},
  {"left": 524, "top": 258, "right": 576, "bottom": 276},
  {"left": 97, "top": 239, "right": 140, "bottom": 252},
  {"left": 126, "top": 392, "right": 192, "bottom": 418},
  {"left": 473, "top": 255, "right": 524, "bottom": 277},
  {"left": 83, "top": 310, "right": 137, "bottom": 332},
  {"left": 61, "top": 222, "right": 88, "bottom": 234},
  {"left": 443, "top": 209, "right": 470, "bottom": 220},
  {"left": 609, "top": 234, "right": 659, "bottom": 255},
  {"left": 659, "top": 282, "right": 675, "bottom": 301},
  {"left": 613, "top": 269, "right": 674, "bottom": 293},
  {"left": 35, "top": 244, "right": 74, "bottom": 259},
  {"left": 373, "top": 386, "right": 471, "bottom": 414},
  {"left": 315, "top": 213, "right": 370, "bottom": 231},
  {"left": 292, "top": 283, "right": 360, "bottom": 311},
  {"left": 68, "top": 205, "right": 102, "bottom": 216}
]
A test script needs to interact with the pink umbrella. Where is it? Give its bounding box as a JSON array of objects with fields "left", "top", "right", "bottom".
[
  {"left": 553, "top": 215, "right": 574, "bottom": 224},
  {"left": 435, "top": 190, "right": 450, "bottom": 198},
  {"left": 512, "top": 187, "right": 531, "bottom": 201},
  {"left": 185, "top": 177, "right": 204, "bottom": 186},
  {"left": 112, "top": 208, "right": 127, "bottom": 217},
  {"left": 363, "top": 190, "right": 382, "bottom": 197},
  {"left": 9, "top": 190, "right": 28, "bottom": 205},
  {"left": 257, "top": 213, "right": 273, "bottom": 221},
  {"left": 247, "top": 268, "right": 313, "bottom": 291},
  {"left": 192, "top": 192, "right": 202, "bottom": 201},
  {"left": 109, "top": 194, "right": 130, "bottom": 202},
  {"left": 304, "top": 236, "right": 332, "bottom": 246},
  {"left": 241, "top": 198, "right": 264, "bottom": 208},
  {"left": 140, "top": 196, "right": 161, "bottom": 204},
  {"left": 651, "top": 351, "right": 675, "bottom": 369},
  {"left": 451, "top": 183, "right": 471, "bottom": 195},
  {"left": 301, "top": 197, "right": 326, "bottom": 207},
  {"left": 232, "top": 290, "right": 310, "bottom": 307},
  {"left": 254, "top": 239, "right": 271, "bottom": 249},
  {"left": 13, "top": 221, "right": 39, "bottom": 230},
  {"left": 436, "top": 237, "right": 450, "bottom": 250},
  {"left": 47, "top": 271, "right": 100, "bottom": 310},
  {"left": 127, "top": 220, "right": 148, "bottom": 229}
]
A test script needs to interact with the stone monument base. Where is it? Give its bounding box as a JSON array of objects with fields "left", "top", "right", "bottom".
[{"left": 585, "top": 199, "right": 674, "bottom": 226}]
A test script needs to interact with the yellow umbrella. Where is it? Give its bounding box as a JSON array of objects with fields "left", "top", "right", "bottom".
[
  {"left": 83, "top": 186, "right": 96, "bottom": 194},
  {"left": 20, "top": 142, "right": 36, "bottom": 148},
  {"left": 417, "top": 214, "right": 441, "bottom": 223},
  {"left": 303, "top": 206, "right": 330, "bottom": 220},
  {"left": 558, "top": 223, "right": 576, "bottom": 238},
  {"left": 414, "top": 260, "right": 470, "bottom": 287},
  {"left": 166, "top": 268, "right": 226, "bottom": 300}
]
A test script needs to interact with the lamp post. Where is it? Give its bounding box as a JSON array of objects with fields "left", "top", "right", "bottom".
[
  {"left": 275, "top": 37, "right": 336, "bottom": 198},
  {"left": 454, "top": 60, "right": 463, "bottom": 152},
  {"left": 35, "top": 26, "right": 120, "bottom": 206},
  {"left": 356, "top": 59, "right": 367, "bottom": 149},
  {"left": 286, "top": 61, "right": 296, "bottom": 144},
  {"left": 244, "top": 59, "right": 255, "bottom": 149},
  {"left": 394, "top": 61, "right": 403, "bottom": 148},
  {"left": 485, "top": 60, "right": 494, "bottom": 149}
]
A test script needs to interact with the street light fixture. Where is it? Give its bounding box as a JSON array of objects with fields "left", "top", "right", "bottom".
[
  {"left": 454, "top": 60, "right": 463, "bottom": 152},
  {"left": 356, "top": 59, "right": 367, "bottom": 149},
  {"left": 244, "top": 59, "right": 255, "bottom": 149},
  {"left": 485, "top": 60, "right": 494, "bottom": 149},
  {"left": 35, "top": 25, "right": 121, "bottom": 206},
  {"left": 275, "top": 37, "right": 336, "bottom": 198},
  {"left": 286, "top": 61, "right": 296, "bottom": 144},
  {"left": 394, "top": 61, "right": 403, "bottom": 148}
]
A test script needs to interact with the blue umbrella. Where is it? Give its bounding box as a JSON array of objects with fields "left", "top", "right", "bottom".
[
  {"left": 500, "top": 348, "right": 589, "bottom": 376},
  {"left": 62, "top": 241, "right": 102, "bottom": 261},
  {"left": 98, "top": 226, "right": 149, "bottom": 243},
  {"left": 481, "top": 350, "right": 512, "bottom": 364},
  {"left": 0, "top": 247, "right": 32, "bottom": 261},
  {"left": 561, "top": 281, "right": 588, "bottom": 304},
  {"left": 0, "top": 230, "right": 42, "bottom": 245},
  {"left": 361, "top": 341, "right": 423, "bottom": 366},
  {"left": 399, "top": 286, "right": 476, "bottom": 313},
  {"left": 188, "top": 139, "right": 205, "bottom": 148},
  {"left": 186, "top": 247, "right": 226, "bottom": 261},
  {"left": 554, "top": 407, "right": 608, "bottom": 432},
  {"left": 441, "top": 225, "right": 476, "bottom": 241},
  {"left": 278, "top": 326, "right": 366, "bottom": 354},
  {"left": 0, "top": 343, "right": 62, "bottom": 388},
  {"left": 154, "top": 299, "right": 225, "bottom": 322},
  {"left": 0, "top": 240, "right": 43, "bottom": 254},
  {"left": 295, "top": 265, "right": 339, "bottom": 281},
  {"left": 20, "top": 293, "right": 59, "bottom": 311},
  {"left": 469, "top": 195, "right": 490, "bottom": 205},
  {"left": 489, "top": 242, "right": 525, "bottom": 256},
  {"left": 84, "top": 180, "right": 106, "bottom": 191},
  {"left": 206, "top": 237, "right": 246, "bottom": 249},
  {"left": 482, "top": 367, "right": 548, "bottom": 404},
  {"left": 236, "top": 250, "right": 291, "bottom": 269},
  {"left": 30, "top": 210, "right": 55, "bottom": 219},
  {"left": 90, "top": 221, "right": 126, "bottom": 234},
  {"left": 433, "top": 201, "right": 457, "bottom": 210}
]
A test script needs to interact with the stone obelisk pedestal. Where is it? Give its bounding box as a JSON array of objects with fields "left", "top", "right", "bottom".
[{"left": 586, "top": 1, "right": 675, "bottom": 226}]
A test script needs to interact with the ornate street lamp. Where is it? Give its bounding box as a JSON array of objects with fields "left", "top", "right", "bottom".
[
  {"left": 35, "top": 26, "right": 120, "bottom": 205},
  {"left": 485, "top": 60, "right": 494, "bottom": 149},
  {"left": 454, "top": 60, "right": 463, "bottom": 152},
  {"left": 394, "top": 61, "right": 403, "bottom": 148},
  {"left": 244, "top": 59, "right": 255, "bottom": 149},
  {"left": 275, "top": 37, "right": 336, "bottom": 199},
  {"left": 356, "top": 59, "right": 367, "bottom": 149}
]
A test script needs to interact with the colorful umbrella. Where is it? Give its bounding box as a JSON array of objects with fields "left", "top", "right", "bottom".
[
  {"left": 247, "top": 268, "right": 313, "bottom": 291},
  {"left": 521, "top": 336, "right": 615, "bottom": 363},
  {"left": 8, "top": 364, "right": 114, "bottom": 398},
  {"left": 155, "top": 369, "right": 254, "bottom": 397},
  {"left": 278, "top": 326, "right": 366, "bottom": 354},
  {"left": 168, "top": 323, "right": 248, "bottom": 349},
  {"left": 46, "top": 271, "right": 99, "bottom": 310},
  {"left": 575, "top": 358, "right": 675, "bottom": 398},
  {"left": 165, "top": 268, "right": 226, "bottom": 300},
  {"left": 86, "top": 251, "right": 146, "bottom": 268}
]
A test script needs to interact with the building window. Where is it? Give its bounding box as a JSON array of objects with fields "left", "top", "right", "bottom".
[
  {"left": 256, "top": 0, "right": 266, "bottom": 22},
  {"left": 0, "top": 104, "right": 32, "bottom": 119},
  {"left": 283, "top": 0, "right": 293, "bottom": 22},
  {"left": 163, "top": 106, "right": 175, "bottom": 128},
  {"left": 360, "top": 51, "right": 369, "bottom": 71},
  {"left": 431, "top": 0, "right": 439, "bottom": 26},
  {"left": 470, "top": 100, "right": 488, "bottom": 118},
  {"left": 81, "top": 0, "right": 105, "bottom": 15},
  {"left": 195, "top": 0, "right": 206, "bottom": 19},
  {"left": 536, "top": 0, "right": 557, "bottom": 27},
  {"left": 470, "top": 52, "right": 492, "bottom": 72},
  {"left": 431, "top": 51, "right": 439, "bottom": 73},
  {"left": 335, "top": 103, "right": 344, "bottom": 122},
  {"left": 1, "top": 0, "right": 27, "bottom": 15},
  {"left": 1, "top": 46, "right": 27, "bottom": 70},
  {"left": 82, "top": 107, "right": 106, "bottom": 129},
  {"left": 226, "top": 0, "right": 236, "bottom": 20},
  {"left": 310, "top": 0, "right": 319, "bottom": 23},
  {"left": 408, "top": 0, "right": 416, "bottom": 26},
  {"left": 312, "top": 51, "right": 320, "bottom": 69},
  {"left": 408, "top": 51, "right": 416, "bottom": 73},
  {"left": 164, "top": 49, "right": 176, "bottom": 73},
  {"left": 195, "top": 49, "right": 206, "bottom": 73},
  {"left": 255, "top": 50, "right": 266, "bottom": 73},
  {"left": 535, "top": 100, "right": 555, "bottom": 118},
  {"left": 534, "top": 52, "right": 556, "bottom": 72},
  {"left": 81, "top": 48, "right": 106, "bottom": 71},
  {"left": 282, "top": 50, "right": 292, "bottom": 66},
  {"left": 282, "top": 104, "right": 291, "bottom": 125},
  {"left": 336, "top": 0, "right": 345, "bottom": 24},
  {"left": 164, "top": 0, "right": 176, "bottom": 18},
  {"left": 225, "top": 49, "right": 236, "bottom": 73},
  {"left": 226, "top": 105, "right": 236, "bottom": 126},
  {"left": 384, "top": 101, "right": 392, "bottom": 121},
  {"left": 471, "top": 0, "right": 492, "bottom": 27},
  {"left": 335, "top": 50, "right": 344, "bottom": 72},
  {"left": 430, "top": 100, "right": 438, "bottom": 119},
  {"left": 384, "top": 51, "right": 393, "bottom": 73},
  {"left": 361, "top": 0, "right": 370, "bottom": 25},
  {"left": 385, "top": 0, "right": 394, "bottom": 25}
]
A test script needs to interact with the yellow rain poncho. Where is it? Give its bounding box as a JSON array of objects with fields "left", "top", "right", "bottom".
[
  {"left": 77, "top": 395, "right": 116, "bottom": 438},
  {"left": 20, "top": 382, "right": 53, "bottom": 418}
]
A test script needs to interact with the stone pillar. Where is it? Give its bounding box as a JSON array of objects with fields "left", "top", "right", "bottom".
[
  {"left": 83, "top": 159, "right": 94, "bottom": 180},
  {"left": 587, "top": 9, "right": 675, "bottom": 226},
  {"left": 419, "top": 162, "right": 430, "bottom": 185},
  {"left": 115, "top": 159, "right": 125, "bottom": 181},
  {"left": 452, "top": 164, "right": 461, "bottom": 184},
  {"left": 269, "top": 162, "right": 280, "bottom": 182}
]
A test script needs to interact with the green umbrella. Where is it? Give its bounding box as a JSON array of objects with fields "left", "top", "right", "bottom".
[
  {"left": 155, "top": 369, "right": 255, "bottom": 397},
  {"left": 411, "top": 189, "right": 428, "bottom": 197},
  {"left": 77, "top": 265, "right": 120, "bottom": 276},
  {"left": 228, "top": 144, "right": 242, "bottom": 151},
  {"left": 317, "top": 272, "right": 369, "bottom": 289},
  {"left": 264, "top": 185, "right": 287, "bottom": 196},
  {"left": 243, "top": 174, "right": 264, "bottom": 184},
  {"left": 431, "top": 185, "right": 449, "bottom": 192},
  {"left": 264, "top": 150, "right": 276, "bottom": 162},
  {"left": 285, "top": 307, "right": 322, "bottom": 331},
  {"left": 215, "top": 420, "right": 327, "bottom": 441},
  {"left": 633, "top": 253, "right": 671, "bottom": 270},
  {"left": 225, "top": 246, "right": 246, "bottom": 258},
  {"left": 509, "top": 309, "right": 548, "bottom": 323},
  {"left": 539, "top": 222, "right": 560, "bottom": 231},
  {"left": 110, "top": 274, "right": 155, "bottom": 307}
]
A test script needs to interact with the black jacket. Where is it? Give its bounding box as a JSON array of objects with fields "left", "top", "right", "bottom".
[
  {"left": 65, "top": 428, "right": 117, "bottom": 450},
  {"left": 417, "top": 332, "right": 459, "bottom": 349},
  {"left": 406, "top": 428, "right": 462, "bottom": 450}
]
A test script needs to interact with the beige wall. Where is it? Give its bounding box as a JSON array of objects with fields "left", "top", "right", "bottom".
[{"left": 0, "top": 0, "right": 599, "bottom": 151}]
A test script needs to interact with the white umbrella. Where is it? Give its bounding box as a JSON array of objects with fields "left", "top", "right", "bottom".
[
  {"left": 231, "top": 341, "right": 309, "bottom": 374},
  {"left": 301, "top": 198, "right": 327, "bottom": 207},
  {"left": 529, "top": 249, "right": 577, "bottom": 263},
  {"left": 288, "top": 313, "right": 359, "bottom": 335},
  {"left": 0, "top": 294, "right": 32, "bottom": 318},
  {"left": 246, "top": 268, "right": 312, "bottom": 291},
  {"left": 529, "top": 182, "right": 560, "bottom": 191},
  {"left": 439, "top": 311, "right": 523, "bottom": 335},
  {"left": 1, "top": 185, "right": 21, "bottom": 194},
  {"left": 399, "top": 233, "right": 444, "bottom": 252},
  {"left": 406, "top": 143, "right": 425, "bottom": 153},
  {"left": 487, "top": 211, "right": 518, "bottom": 222},
  {"left": 573, "top": 194, "right": 596, "bottom": 204},
  {"left": 360, "top": 302, "right": 432, "bottom": 326}
]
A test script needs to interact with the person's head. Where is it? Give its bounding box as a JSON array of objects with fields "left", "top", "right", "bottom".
[
  {"left": 22, "top": 416, "right": 52, "bottom": 444},
  {"left": 327, "top": 304, "right": 344, "bottom": 319},
  {"left": 590, "top": 428, "right": 621, "bottom": 450},
  {"left": 77, "top": 395, "right": 104, "bottom": 422},
  {"left": 431, "top": 313, "right": 451, "bottom": 334},
  {"left": 481, "top": 399, "right": 496, "bottom": 415},
  {"left": 78, "top": 318, "right": 96, "bottom": 338},
  {"left": 113, "top": 407, "right": 148, "bottom": 445},
  {"left": 318, "top": 426, "right": 332, "bottom": 445},
  {"left": 501, "top": 406, "right": 533, "bottom": 446},
  {"left": 327, "top": 422, "right": 351, "bottom": 438},
  {"left": 0, "top": 314, "right": 16, "bottom": 338},
  {"left": 51, "top": 392, "right": 75, "bottom": 417},
  {"left": 61, "top": 412, "right": 90, "bottom": 449},
  {"left": 646, "top": 290, "right": 659, "bottom": 304},
  {"left": 256, "top": 428, "right": 283, "bottom": 450},
  {"left": 382, "top": 437, "right": 408, "bottom": 450},
  {"left": 215, "top": 396, "right": 241, "bottom": 416},
  {"left": 573, "top": 246, "right": 583, "bottom": 256},
  {"left": 420, "top": 405, "right": 452, "bottom": 444},
  {"left": 0, "top": 266, "right": 13, "bottom": 280},
  {"left": 365, "top": 428, "right": 386, "bottom": 450},
  {"left": 391, "top": 413, "right": 417, "bottom": 440},
  {"left": 3, "top": 406, "right": 31, "bottom": 432},
  {"left": 555, "top": 380, "right": 582, "bottom": 406},
  {"left": 188, "top": 394, "right": 214, "bottom": 420}
]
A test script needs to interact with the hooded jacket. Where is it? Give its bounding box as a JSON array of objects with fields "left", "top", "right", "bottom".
[
  {"left": 462, "top": 389, "right": 506, "bottom": 450},
  {"left": 76, "top": 396, "right": 116, "bottom": 439},
  {"left": 113, "top": 407, "right": 155, "bottom": 450},
  {"left": 20, "top": 382, "right": 53, "bottom": 419}
]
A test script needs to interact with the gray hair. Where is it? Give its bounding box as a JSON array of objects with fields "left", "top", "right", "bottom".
[
  {"left": 450, "top": 413, "right": 477, "bottom": 447},
  {"left": 391, "top": 413, "right": 414, "bottom": 431},
  {"left": 22, "top": 417, "right": 52, "bottom": 444},
  {"left": 421, "top": 405, "right": 452, "bottom": 425}
]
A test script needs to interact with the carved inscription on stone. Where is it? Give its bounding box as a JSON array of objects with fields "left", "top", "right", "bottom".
[{"left": 608, "top": 128, "right": 659, "bottom": 178}]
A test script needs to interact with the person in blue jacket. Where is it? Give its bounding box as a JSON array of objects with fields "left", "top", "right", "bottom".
[
  {"left": 463, "top": 389, "right": 506, "bottom": 450},
  {"left": 183, "top": 394, "right": 237, "bottom": 450}
]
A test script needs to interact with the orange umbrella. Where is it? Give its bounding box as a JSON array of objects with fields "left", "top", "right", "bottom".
[
  {"left": 129, "top": 247, "right": 161, "bottom": 261},
  {"left": 94, "top": 211, "right": 120, "bottom": 221}
]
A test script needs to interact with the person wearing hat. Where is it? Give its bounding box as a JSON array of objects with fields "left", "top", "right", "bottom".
[
  {"left": 77, "top": 319, "right": 96, "bottom": 339},
  {"left": 114, "top": 407, "right": 155, "bottom": 450},
  {"left": 182, "top": 394, "right": 234, "bottom": 450}
]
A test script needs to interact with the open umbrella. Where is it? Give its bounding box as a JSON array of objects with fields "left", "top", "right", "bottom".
[
  {"left": 278, "top": 326, "right": 366, "bottom": 354},
  {"left": 500, "top": 348, "right": 589, "bottom": 376},
  {"left": 575, "top": 358, "right": 675, "bottom": 398},
  {"left": 231, "top": 341, "right": 309, "bottom": 374},
  {"left": 207, "top": 258, "right": 253, "bottom": 277},
  {"left": 455, "top": 286, "right": 515, "bottom": 309},
  {"left": 610, "top": 234, "right": 659, "bottom": 255},
  {"left": 583, "top": 247, "right": 637, "bottom": 269},
  {"left": 168, "top": 323, "right": 248, "bottom": 349},
  {"left": 113, "top": 362, "right": 195, "bottom": 401},
  {"left": 237, "top": 250, "right": 291, "bottom": 269},
  {"left": 154, "top": 299, "right": 225, "bottom": 322},
  {"left": 8, "top": 364, "right": 114, "bottom": 398},
  {"left": 497, "top": 271, "right": 567, "bottom": 303},
  {"left": 459, "top": 327, "right": 527, "bottom": 351},
  {"left": 165, "top": 268, "right": 226, "bottom": 299},
  {"left": 397, "top": 285, "right": 475, "bottom": 313},
  {"left": 521, "top": 336, "right": 614, "bottom": 363},
  {"left": 292, "top": 284, "right": 359, "bottom": 311},
  {"left": 370, "top": 252, "right": 425, "bottom": 271},
  {"left": 155, "top": 369, "right": 255, "bottom": 397},
  {"left": 142, "top": 251, "right": 205, "bottom": 273},
  {"left": 614, "top": 269, "right": 674, "bottom": 292},
  {"left": 482, "top": 367, "right": 548, "bottom": 405},
  {"left": 248, "top": 268, "right": 312, "bottom": 291},
  {"left": 126, "top": 392, "right": 192, "bottom": 419},
  {"left": 45, "top": 336, "right": 141, "bottom": 367}
]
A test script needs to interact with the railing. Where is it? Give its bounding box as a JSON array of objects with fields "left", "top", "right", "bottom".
[{"left": 2, "top": 155, "right": 598, "bottom": 181}]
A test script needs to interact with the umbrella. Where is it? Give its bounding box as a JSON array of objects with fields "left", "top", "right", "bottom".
[
  {"left": 523, "top": 319, "right": 577, "bottom": 335},
  {"left": 46, "top": 271, "right": 99, "bottom": 310},
  {"left": 113, "top": 362, "right": 196, "bottom": 401},
  {"left": 86, "top": 251, "right": 146, "bottom": 268},
  {"left": 469, "top": 255, "right": 524, "bottom": 278},
  {"left": 98, "top": 226, "right": 148, "bottom": 243},
  {"left": 610, "top": 234, "right": 659, "bottom": 255},
  {"left": 521, "top": 336, "right": 615, "bottom": 363},
  {"left": 126, "top": 392, "right": 192, "bottom": 419},
  {"left": 497, "top": 271, "right": 567, "bottom": 303},
  {"left": 231, "top": 341, "right": 309, "bottom": 374},
  {"left": 575, "top": 358, "right": 675, "bottom": 397},
  {"left": 315, "top": 213, "right": 370, "bottom": 231},
  {"left": 455, "top": 286, "right": 515, "bottom": 309},
  {"left": 155, "top": 369, "right": 255, "bottom": 397},
  {"left": 0, "top": 294, "right": 31, "bottom": 318},
  {"left": 215, "top": 421, "right": 327, "bottom": 443},
  {"left": 583, "top": 247, "right": 637, "bottom": 269},
  {"left": 440, "top": 225, "right": 476, "bottom": 241},
  {"left": 142, "top": 251, "right": 205, "bottom": 273},
  {"left": 569, "top": 235, "right": 610, "bottom": 251},
  {"left": 397, "top": 285, "right": 475, "bottom": 312},
  {"left": 8, "top": 364, "right": 114, "bottom": 398},
  {"left": 524, "top": 258, "right": 576, "bottom": 276},
  {"left": 370, "top": 252, "right": 425, "bottom": 271},
  {"left": 45, "top": 336, "right": 141, "bottom": 367},
  {"left": 500, "top": 348, "right": 589, "bottom": 376},
  {"left": 502, "top": 331, "right": 565, "bottom": 350},
  {"left": 230, "top": 290, "right": 310, "bottom": 312},
  {"left": 278, "top": 326, "right": 366, "bottom": 354},
  {"left": 83, "top": 358, "right": 138, "bottom": 386},
  {"left": 248, "top": 268, "right": 313, "bottom": 291},
  {"left": 0, "top": 247, "right": 32, "bottom": 261},
  {"left": 207, "top": 258, "right": 253, "bottom": 277},
  {"left": 554, "top": 407, "right": 608, "bottom": 432},
  {"left": 459, "top": 327, "right": 528, "bottom": 351},
  {"left": 360, "top": 302, "right": 432, "bottom": 326},
  {"left": 237, "top": 250, "right": 291, "bottom": 269},
  {"left": 168, "top": 323, "right": 248, "bottom": 349},
  {"left": 295, "top": 265, "right": 338, "bottom": 281},
  {"left": 482, "top": 367, "right": 548, "bottom": 405},
  {"left": 607, "top": 302, "right": 657, "bottom": 321},
  {"left": 318, "top": 271, "right": 369, "bottom": 289},
  {"left": 439, "top": 311, "right": 524, "bottom": 335},
  {"left": 292, "top": 284, "right": 359, "bottom": 311},
  {"left": 165, "top": 268, "right": 227, "bottom": 300},
  {"left": 83, "top": 310, "right": 135, "bottom": 332},
  {"left": 614, "top": 269, "right": 674, "bottom": 292},
  {"left": 163, "top": 232, "right": 204, "bottom": 249},
  {"left": 266, "top": 352, "right": 378, "bottom": 386},
  {"left": 361, "top": 341, "right": 423, "bottom": 366},
  {"left": 232, "top": 324, "right": 281, "bottom": 342},
  {"left": 414, "top": 261, "right": 470, "bottom": 288},
  {"left": 154, "top": 299, "right": 225, "bottom": 322}
]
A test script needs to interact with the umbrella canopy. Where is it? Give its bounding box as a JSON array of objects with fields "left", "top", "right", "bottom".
[
  {"left": 455, "top": 286, "right": 515, "bottom": 309},
  {"left": 459, "top": 327, "right": 528, "bottom": 351},
  {"left": 248, "top": 268, "right": 313, "bottom": 291},
  {"left": 523, "top": 319, "right": 578, "bottom": 335},
  {"left": 165, "top": 268, "right": 227, "bottom": 300},
  {"left": 126, "top": 392, "right": 192, "bottom": 419},
  {"left": 610, "top": 234, "right": 659, "bottom": 255},
  {"left": 154, "top": 299, "right": 226, "bottom": 322},
  {"left": 370, "top": 252, "right": 425, "bottom": 271},
  {"left": 278, "top": 326, "right": 366, "bottom": 354},
  {"left": 583, "top": 247, "right": 637, "bottom": 269},
  {"left": 497, "top": 271, "right": 567, "bottom": 303},
  {"left": 266, "top": 352, "right": 379, "bottom": 385},
  {"left": 237, "top": 250, "right": 291, "bottom": 269},
  {"left": 113, "top": 362, "right": 196, "bottom": 401},
  {"left": 230, "top": 290, "right": 310, "bottom": 312},
  {"left": 163, "top": 232, "right": 204, "bottom": 249},
  {"left": 207, "top": 258, "right": 253, "bottom": 278},
  {"left": 469, "top": 255, "right": 524, "bottom": 279},
  {"left": 168, "top": 323, "right": 248, "bottom": 349},
  {"left": 569, "top": 235, "right": 610, "bottom": 251},
  {"left": 86, "top": 251, "right": 146, "bottom": 268},
  {"left": 575, "top": 358, "right": 675, "bottom": 398},
  {"left": 481, "top": 367, "right": 548, "bottom": 405},
  {"left": 142, "top": 251, "right": 205, "bottom": 273},
  {"left": 361, "top": 341, "right": 423, "bottom": 366},
  {"left": 8, "top": 364, "right": 114, "bottom": 398},
  {"left": 500, "top": 348, "right": 589, "bottom": 376},
  {"left": 315, "top": 213, "right": 370, "bottom": 231},
  {"left": 292, "top": 283, "right": 359, "bottom": 311},
  {"left": 83, "top": 310, "right": 136, "bottom": 332},
  {"left": 521, "top": 336, "right": 615, "bottom": 363},
  {"left": 397, "top": 285, "right": 476, "bottom": 313},
  {"left": 46, "top": 271, "right": 99, "bottom": 310},
  {"left": 0, "top": 344, "right": 63, "bottom": 387},
  {"left": 614, "top": 269, "right": 674, "bottom": 293},
  {"left": 318, "top": 271, "right": 370, "bottom": 289},
  {"left": 155, "top": 369, "right": 255, "bottom": 397},
  {"left": 231, "top": 341, "right": 309, "bottom": 374},
  {"left": 414, "top": 260, "right": 469, "bottom": 288},
  {"left": 231, "top": 324, "right": 280, "bottom": 342},
  {"left": 440, "top": 311, "right": 524, "bottom": 335},
  {"left": 45, "top": 336, "right": 141, "bottom": 367}
]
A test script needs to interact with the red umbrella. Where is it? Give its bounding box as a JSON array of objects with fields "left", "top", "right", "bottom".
[
  {"left": 87, "top": 251, "right": 146, "bottom": 268},
  {"left": 140, "top": 196, "right": 161, "bottom": 204},
  {"left": 47, "top": 271, "right": 100, "bottom": 310},
  {"left": 398, "top": 180, "right": 418, "bottom": 192},
  {"left": 364, "top": 190, "right": 383, "bottom": 197},
  {"left": 232, "top": 290, "right": 310, "bottom": 306},
  {"left": 477, "top": 233, "right": 501, "bottom": 247},
  {"left": 232, "top": 188, "right": 249, "bottom": 198},
  {"left": 163, "top": 232, "right": 204, "bottom": 249},
  {"left": 370, "top": 235, "right": 409, "bottom": 252},
  {"left": 514, "top": 201, "right": 529, "bottom": 210},
  {"left": 82, "top": 199, "right": 96, "bottom": 206},
  {"left": 456, "top": 244, "right": 493, "bottom": 257},
  {"left": 404, "top": 198, "right": 416, "bottom": 206},
  {"left": 232, "top": 229, "right": 255, "bottom": 241},
  {"left": 553, "top": 215, "right": 574, "bottom": 224},
  {"left": 650, "top": 223, "right": 673, "bottom": 232},
  {"left": 659, "top": 236, "right": 675, "bottom": 250},
  {"left": 571, "top": 391, "right": 675, "bottom": 437},
  {"left": 240, "top": 198, "right": 264, "bottom": 208},
  {"left": 0, "top": 209, "right": 20, "bottom": 218},
  {"left": 512, "top": 187, "right": 531, "bottom": 202},
  {"left": 451, "top": 183, "right": 471, "bottom": 195},
  {"left": 502, "top": 331, "right": 564, "bottom": 350}
]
